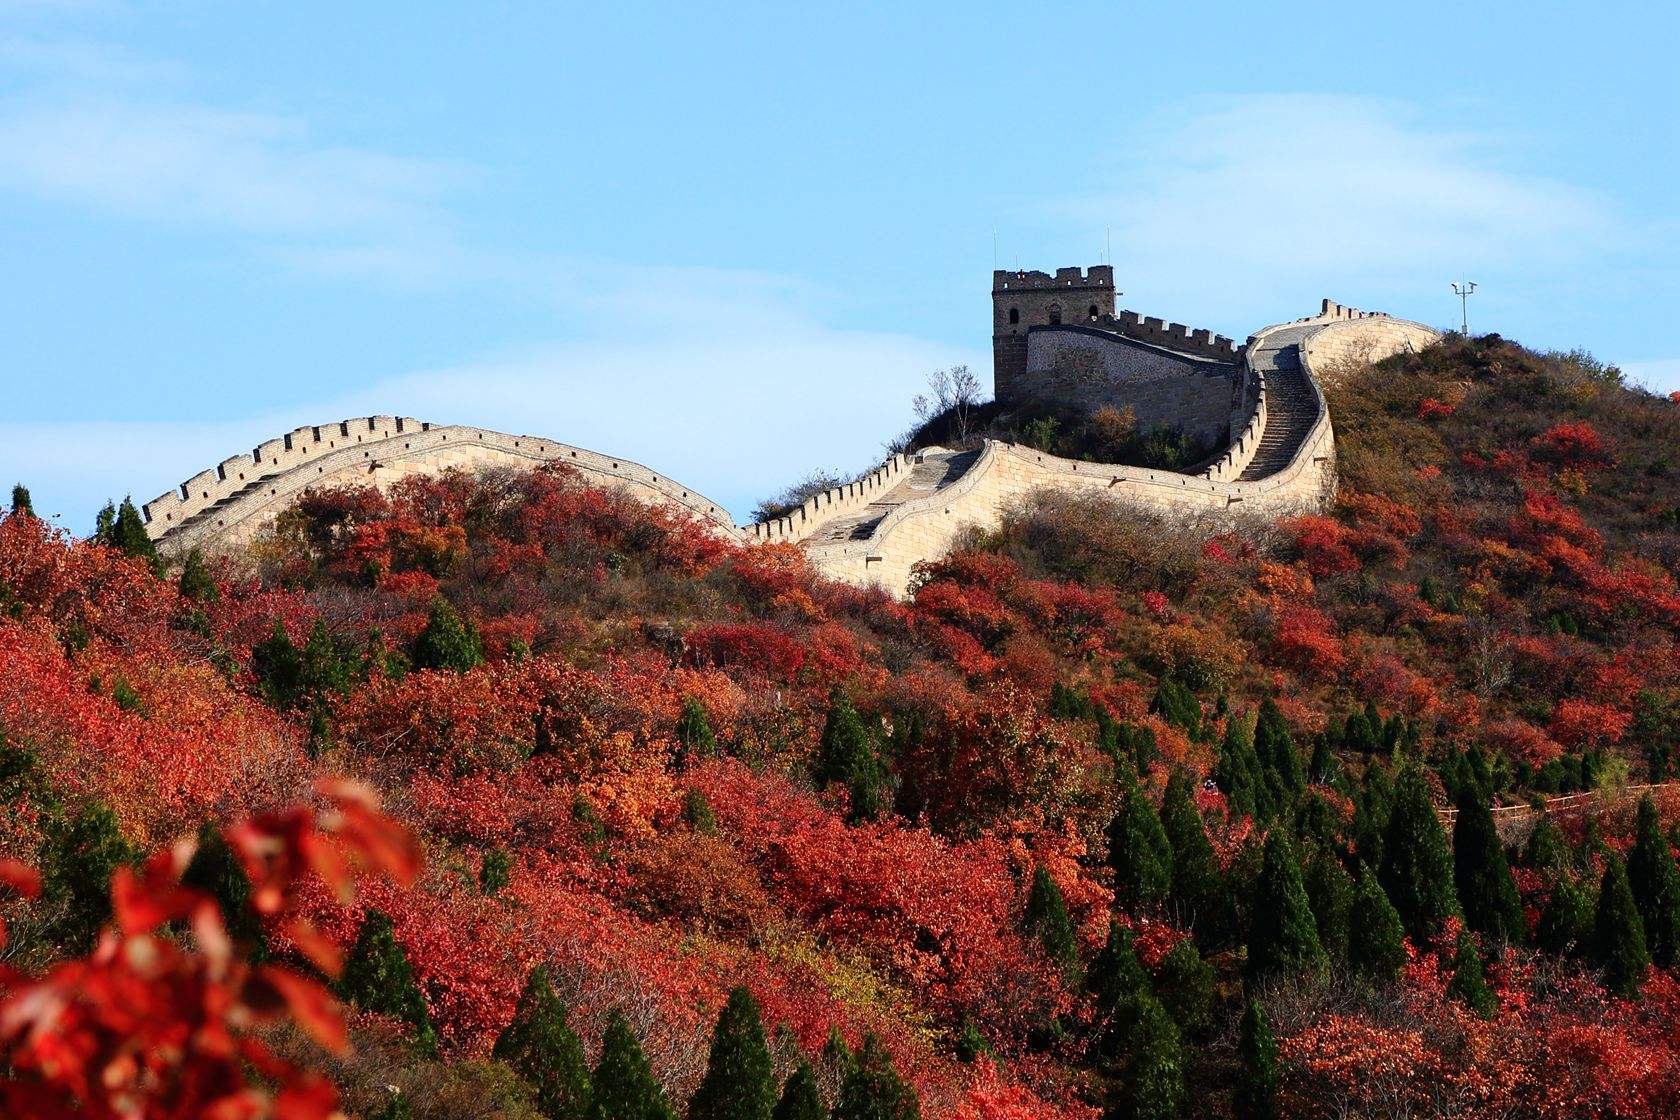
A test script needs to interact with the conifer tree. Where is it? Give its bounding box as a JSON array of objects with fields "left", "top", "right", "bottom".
[
  {"left": 39, "top": 802, "right": 135, "bottom": 954},
  {"left": 493, "top": 966, "right": 591, "bottom": 1120},
  {"left": 1446, "top": 929, "right": 1496, "bottom": 1018},
  {"left": 1246, "top": 830, "right": 1327, "bottom": 981},
  {"left": 1589, "top": 853, "right": 1651, "bottom": 998},
  {"left": 177, "top": 547, "right": 218, "bottom": 603},
  {"left": 1107, "top": 766, "right": 1172, "bottom": 912},
  {"left": 9, "top": 483, "right": 31, "bottom": 516},
  {"left": 1214, "top": 714, "right": 1270, "bottom": 821},
  {"left": 813, "top": 689, "right": 887, "bottom": 823},
  {"left": 1087, "top": 920, "right": 1151, "bottom": 1019},
  {"left": 338, "top": 910, "right": 438, "bottom": 1054},
  {"left": 250, "top": 621, "right": 305, "bottom": 709},
  {"left": 94, "top": 497, "right": 159, "bottom": 570},
  {"left": 1348, "top": 863, "right": 1408, "bottom": 986},
  {"left": 1254, "top": 699, "right": 1303, "bottom": 805},
  {"left": 412, "top": 596, "right": 484, "bottom": 672},
  {"left": 1536, "top": 872, "right": 1593, "bottom": 957},
  {"left": 1153, "top": 938, "right": 1213, "bottom": 1037},
  {"left": 1521, "top": 815, "right": 1571, "bottom": 873},
  {"left": 1023, "top": 866, "right": 1081, "bottom": 979},
  {"left": 589, "top": 1010, "right": 676, "bottom": 1120},
  {"left": 1351, "top": 763, "right": 1394, "bottom": 870},
  {"left": 181, "top": 820, "right": 266, "bottom": 958},
  {"left": 1453, "top": 782, "right": 1525, "bottom": 945},
  {"left": 676, "top": 697, "right": 717, "bottom": 761},
  {"left": 1302, "top": 843, "right": 1353, "bottom": 963},
  {"left": 1159, "top": 769, "right": 1229, "bottom": 944},
  {"left": 374, "top": 1092, "right": 413, "bottom": 1120},
  {"left": 1625, "top": 795, "right": 1680, "bottom": 968},
  {"left": 682, "top": 789, "right": 718, "bottom": 835},
  {"left": 1232, "top": 998, "right": 1280, "bottom": 1120},
  {"left": 1379, "top": 765, "right": 1460, "bottom": 943},
  {"left": 480, "top": 846, "right": 512, "bottom": 896},
  {"left": 832, "top": 1034, "right": 920, "bottom": 1120},
  {"left": 821, "top": 1025, "right": 856, "bottom": 1086},
  {"left": 1105, "top": 994, "right": 1184, "bottom": 1120},
  {"left": 1150, "top": 678, "right": 1201, "bottom": 739},
  {"left": 1306, "top": 732, "right": 1344, "bottom": 791},
  {"left": 771, "top": 1061, "right": 823, "bottom": 1120},
  {"left": 689, "top": 986, "right": 775, "bottom": 1120}
]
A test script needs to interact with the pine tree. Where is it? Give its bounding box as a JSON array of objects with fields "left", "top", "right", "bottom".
[
  {"left": 39, "top": 802, "right": 135, "bottom": 954},
  {"left": 412, "top": 596, "right": 483, "bottom": 672},
  {"left": 772, "top": 1061, "right": 823, "bottom": 1120},
  {"left": 682, "top": 790, "right": 718, "bottom": 835},
  {"left": 832, "top": 1033, "right": 920, "bottom": 1120},
  {"left": 1214, "top": 714, "right": 1269, "bottom": 821},
  {"left": 338, "top": 910, "right": 438, "bottom": 1054},
  {"left": 1153, "top": 938, "right": 1213, "bottom": 1037},
  {"left": 177, "top": 547, "right": 218, "bottom": 603},
  {"left": 1150, "top": 678, "right": 1201, "bottom": 738},
  {"left": 821, "top": 1026, "right": 857, "bottom": 1088},
  {"left": 1232, "top": 998, "right": 1280, "bottom": 1120},
  {"left": 1159, "top": 769, "right": 1229, "bottom": 944},
  {"left": 1536, "top": 873, "right": 1593, "bottom": 957},
  {"left": 589, "top": 1010, "right": 676, "bottom": 1120},
  {"left": 1589, "top": 853, "right": 1651, "bottom": 998},
  {"left": 1379, "top": 765, "right": 1460, "bottom": 943},
  {"left": 1521, "top": 815, "right": 1571, "bottom": 873},
  {"left": 1306, "top": 733, "right": 1344, "bottom": 791},
  {"left": 689, "top": 986, "right": 775, "bottom": 1120},
  {"left": 493, "top": 966, "right": 591, "bottom": 1120},
  {"left": 95, "top": 497, "right": 158, "bottom": 570},
  {"left": 9, "top": 483, "right": 31, "bottom": 516},
  {"left": 181, "top": 820, "right": 266, "bottom": 958},
  {"left": 1625, "top": 795, "right": 1680, "bottom": 968},
  {"left": 1351, "top": 764, "right": 1394, "bottom": 870},
  {"left": 812, "top": 690, "right": 887, "bottom": 823},
  {"left": 1023, "top": 866, "right": 1080, "bottom": 979},
  {"left": 1453, "top": 782, "right": 1525, "bottom": 946},
  {"left": 1246, "top": 830, "right": 1327, "bottom": 981},
  {"left": 1087, "top": 920, "right": 1151, "bottom": 1019},
  {"left": 480, "top": 846, "right": 512, "bottom": 896},
  {"left": 1348, "top": 863, "right": 1407, "bottom": 986},
  {"left": 1302, "top": 843, "right": 1354, "bottom": 963},
  {"left": 1104, "top": 994, "right": 1184, "bottom": 1120},
  {"left": 250, "top": 621, "right": 305, "bottom": 709},
  {"left": 1446, "top": 929, "right": 1496, "bottom": 1018},
  {"left": 676, "top": 697, "right": 717, "bottom": 762},
  {"left": 1107, "top": 766, "right": 1172, "bottom": 912},
  {"left": 1254, "top": 699, "right": 1303, "bottom": 806}
]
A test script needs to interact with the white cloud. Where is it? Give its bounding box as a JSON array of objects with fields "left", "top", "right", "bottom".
[{"left": 1069, "top": 94, "right": 1624, "bottom": 323}]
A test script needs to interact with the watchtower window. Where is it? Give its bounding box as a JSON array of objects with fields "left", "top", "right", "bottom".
[
  {"left": 1088, "top": 304, "right": 1099, "bottom": 320},
  {"left": 1008, "top": 307, "right": 1019, "bottom": 325},
  {"left": 1048, "top": 303, "right": 1062, "bottom": 325}
]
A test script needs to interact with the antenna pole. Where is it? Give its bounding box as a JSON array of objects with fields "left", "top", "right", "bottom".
[{"left": 1451, "top": 281, "right": 1478, "bottom": 334}]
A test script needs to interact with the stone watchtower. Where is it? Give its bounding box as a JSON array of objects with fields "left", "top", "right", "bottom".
[{"left": 992, "top": 265, "right": 1116, "bottom": 402}]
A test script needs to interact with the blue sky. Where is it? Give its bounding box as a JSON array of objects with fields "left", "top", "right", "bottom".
[{"left": 3, "top": 1, "right": 1677, "bottom": 529}]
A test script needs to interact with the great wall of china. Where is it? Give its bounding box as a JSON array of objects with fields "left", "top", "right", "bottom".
[{"left": 140, "top": 276, "right": 1441, "bottom": 597}]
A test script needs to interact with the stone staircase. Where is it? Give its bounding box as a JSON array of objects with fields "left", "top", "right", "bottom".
[
  {"left": 809, "top": 448, "right": 980, "bottom": 543},
  {"left": 1237, "top": 325, "right": 1320, "bottom": 482}
]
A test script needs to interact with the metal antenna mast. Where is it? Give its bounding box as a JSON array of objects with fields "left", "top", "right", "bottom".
[{"left": 1451, "top": 281, "right": 1478, "bottom": 335}]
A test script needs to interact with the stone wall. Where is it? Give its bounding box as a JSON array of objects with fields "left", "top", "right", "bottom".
[
  {"left": 1020, "top": 325, "right": 1240, "bottom": 447},
  {"left": 992, "top": 266, "right": 1117, "bottom": 401}
]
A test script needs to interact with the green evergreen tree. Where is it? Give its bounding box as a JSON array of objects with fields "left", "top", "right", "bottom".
[
  {"left": 682, "top": 789, "right": 718, "bottom": 835},
  {"left": 589, "top": 1010, "right": 676, "bottom": 1120},
  {"left": 1626, "top": 795, "right": 1680, "bottom": 968},
  {"left": 1351, "top": 763, "right": 1394, "bottom": 870},
  {"left": 39, "top": 802, "right": 135, "bottom": 954},
  {"left": 1521, "top": 815, "right": 1571, "bottom": 873},
  {"left": 676, "top": 697, "right": 717, "bottom": 761},
  {"left": 95, "top": 497, "right": 159, "bottom": 570},
  {"left": 480, "top": 846, "right": 512, "bottom": 896},
  {"left": 689, "top": 986, "right": 775, "bottom": 1120},
  {"left": 1302, "top": 843, "right": 1354, "bottom": 963},
  {"left": 300, "top": 619, "right": 352, "bottom": 699},
  {"left": 250, "top": 621, "right": 305, "bottom": 709},
  {"left": 373, "top": 1091, "right": 413, "bottom": 1120},
  {"left": 1246, "top": 830, "right": 1327, "bottom": 981},
  {"left": 1254, "top": 699, "right": 1303, "bottom": 806},
  {"left": 1446, "top": 929, "right": 1496, "bottom": 1018},
  {"left": 1087, "top": 920, "right": 1151, "bottom": 1020},
  {"left": 1214, "top": 714, "right": 1270, "bottom": 821},
  {"left": 1453, "top": 782, "right": 1525, "bottom": 945},
  {"left": 1153, "top": 938, "right": 1213, "bottom": 1037},
  {"left": 1536, "top": 872, "right": 1593, "bottom": 957},
  {"left": 1107, "top": 766, "right": 1172, "bottom": 912},
  {"left": 1022, "top": 865, "right": 1080, "bottom": 979},
  {"left": 1159, "top": 769, "right": 1229, "bottom": 944},
  {"left": 1306, "top": 732, "right": 1344, "bottom": 790},
  {"left": 832, "top": 1033, "right": 920, "bottom": 1120},
  {"left": 771, "top": 1061, "right": 823, "bottom": 1120},
  {"left": 1379, "top": 765, "right": 1460, "bottom": 943},
  {"left": 1104, "top": 994, "right": 1184, "bottom": 1120},
  {"left": 1232, "top": 998, "right": 1280, "bottom": 1120},
  {"left": 1348, "top": 863, "right": 1408, "bottom": 986},
  {"left": 1589, "top": 853, "right": 1651, "bottom": 998},
  {"left": 181, "top": 820, "right": 266, "bottom": 958},
  {"left": 812, "top": 689, "right": 887, "bottom": 823},
  {"left": 821, "top": 1026, "right": 857, "bottom": 1088},
  {"left": 1150, "top": 678, "right": 1201, "bottom": 738},
  {"left": 9, "top": 483, "right": 31, "bottom": 516},
  {"left": 177, "top": 547, "right": 218, "bottom": 603},
  {"left": 412, "top": 596, "right": 483, "bottom": 672},
  {"left": 338, "top": 910, "right": 438, "bottom": 1054},
  {"left": 492, "top": 965, "right": 591, "bottom": 1120}
]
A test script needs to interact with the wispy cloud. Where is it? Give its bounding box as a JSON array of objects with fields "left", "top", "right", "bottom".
[{"left": 1067, "top": 94, "right": 1629, "bottom": 324}]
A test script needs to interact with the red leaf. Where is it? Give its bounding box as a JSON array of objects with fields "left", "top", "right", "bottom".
[{"left": 260, "top": 967, "right": 349, "bottom": 1055}]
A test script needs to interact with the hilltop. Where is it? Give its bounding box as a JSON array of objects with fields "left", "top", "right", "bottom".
[{"left": 3, "top": 332, "right": 1680, "bottom": 1118}]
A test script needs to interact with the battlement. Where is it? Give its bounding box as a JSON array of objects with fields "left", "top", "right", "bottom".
[
  {"left": 1105, "top": 310, "right": 1243, "bottom": 362},
  {"left": 993, "top": 265, "right": 1114, "bottom": 292},
  {"left": 1317, "top": 299, "right": 1392, "bottom": 321}
]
